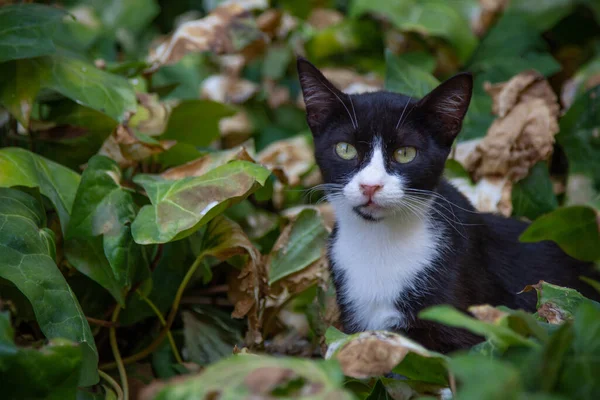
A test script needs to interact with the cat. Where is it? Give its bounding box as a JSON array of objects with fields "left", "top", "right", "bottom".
[{"left": 296, "top": 57, "right": 600, "bottom": 353}]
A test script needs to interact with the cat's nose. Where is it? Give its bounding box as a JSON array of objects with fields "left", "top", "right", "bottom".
[{"left": 359, "top": 184, "right": 383, "bottom": 198}]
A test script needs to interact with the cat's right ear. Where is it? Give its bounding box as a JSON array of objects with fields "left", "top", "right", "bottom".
[{"left": 297, "top": 57, "right": 344, "bottom": 133}]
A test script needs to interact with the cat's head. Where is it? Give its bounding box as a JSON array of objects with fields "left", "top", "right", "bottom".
[{"left": 297, "top": 57, "right": 472, "bottom": 222}]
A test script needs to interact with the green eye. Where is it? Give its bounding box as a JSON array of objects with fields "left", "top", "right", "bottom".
[
  {"left": 394, "top": 146, "right": 417, "bottom": 164},
  {"left": 335, "top": 142, "right": 357, "bottom": 160}
]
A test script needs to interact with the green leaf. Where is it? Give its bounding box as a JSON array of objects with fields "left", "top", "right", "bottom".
[
  {"left": 326, "top": 330, "right": 449, "bottom": 384},
  {"left": 161, "top": 100, "right": 236, "bottom": 147},
  {"left": 0, "top": 312, "right": 83, "bottom": 399},
  {"left": 350, "top": 0, "right": 478, "bottom": 62},
  {"left": 523, "top": 281, "right": 593, "bottom": 322},
  {"left": 305, "top": 19, "right": 383, "bottom": 61},
  {"left": 0, "top": 188, "right": 98, "bottom": 386},
  {"left": 512, "top": 163, "right": 558, "bottom": 220},
  {"left": 32, "top": 55, "right": 137, "bottom": 122},
  {"left": 153, "top": 354, "right": 352, "bottom": 399},
  {"left": 385, "top": 49, "right": 440, "bottom": 98},
  {"left": 96, "top": 0, "right": 160, "bottom": 35},
  {"left": 505, "top": 1, "right": 577, "bottom": 32},
  {"left": 420, "top": 305, "right": 537, "bottom": 349},
  {"left": 519, "top": 206, "right": 600, "bottom": 262},
  {"left": 65, "top": 156, "right": 149, "bottom": 302},
  {"left": 0, "top": 147, "right": 80, "bottom": 233},
  {"left": 120, "top": 239, "right": 193, "bottom": 325},
  {"left": 131, "top": 160, "right": 270, "bottom": 244},
  {"left": 557, "top": 85, "right": 600, "bottom": 189},
  {"left": 182, "top": 306, "right": 243, "bottom": 366},
  {"left": 560, "top": 301, "right": 600, "bottom": 399},
  {"left": 0, "top": 59, "right": 44, "bottom": 126},
  {"left": 449, "top": 354, "right": 522, "bottom": 400},
  {"left": 64, "top": 237, "right": 125, "bottom": 306},
  {"left": 268, "top": 209, "right": 329, "bottom": 285},
  {"left": 0, "top": 4, "right": 66, "bottom": 63}
]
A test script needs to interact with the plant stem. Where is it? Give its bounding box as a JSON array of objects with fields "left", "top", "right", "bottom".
[
  {"left": 100, "top": 254, "right": 205, "bottom": 370},
  {"left": 98, "top": 370, "right": 124, "bottom": 400},
  {"left": 109, "top": 306, "right": 128, "bottom": 400},
  {"left": 136, "top": 289, "right": 183, "bottom": 364}
]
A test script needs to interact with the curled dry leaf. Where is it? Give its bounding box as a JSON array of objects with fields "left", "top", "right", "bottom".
[
  {"left": 264, "top": 79, "right": 291, "bottom": 109},
  {"left": 161, "top": 144, "right": 255, "bottom": 180},
  {"left": 537, "top": 303, "right": 566, "bottom": 325},
  {"left": 219, "top": 111, "right": 254, "bottom": 146},
  {"left": 465, "top": 71, "right": 560, "bottom": 183},
  {"left": 327, "top": 331, "right": 445, "bottom": 379},
  {"left": 471, "top": 0, "right": 510, "bottom": 37},
  {"left": 469, "top": 304, "right": 509, "bottom": 323},
  {"left": 449, "top": 175, "right": 513, "bottom": 215},
  {"left": 128, "top": 93, "right": 172, "bottom": 136},
  {"left": 258, "top": 135, "right": 314, "bottom": 186},
  {"left": 307, "top": 8, "right": 344, "bottom": 30},
  {"left": 98, "top": 125, "right": 176, "bottom": 168},
  {"left": 147, "top": 4, "right": 263, "bottom": 69},
  {"left": 201, "top": 74, "right": 259, "bottom": 104}
]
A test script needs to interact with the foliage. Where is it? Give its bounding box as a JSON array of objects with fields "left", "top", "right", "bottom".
[{"left": 0, "top": 1, "right": 599, "bottom": 399}]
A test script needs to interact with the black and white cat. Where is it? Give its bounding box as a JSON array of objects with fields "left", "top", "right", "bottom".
[{"left": 297, "top": 57, "right": 600, "bottom": 353}]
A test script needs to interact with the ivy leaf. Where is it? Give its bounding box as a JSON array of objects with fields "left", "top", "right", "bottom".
[
  {"left": 0, "top": 312, "right": 83, "bottom": 399},
  {"left": 385, "top": 49, "right": 440, "bottom": 98},
  {"left": 419, "top": 305, "right": 537, "bottom": 349},
  {"left": 325, "top": 330, "right": 449, "bottom": 384},
  {"left": 0, "top": 59, "right": 44, "bottom": 126},
  {"left": 131, "top": 160, "right": 270, "bottom": 244},
  {"left": 0, "top": 188, "right": 98, "bottom": 386},
  {"left": 268, "top": 209, "right": 329, "bottom": 285},
  {"left": 557, "top": 85, "right": 600, "bottom": 188},
  {"left": 31, "top": 55, "right": 137, "bottom": 122},
  {"left": 350, "top": 0, "right": 478, "bottom": 62},
  {"left": 0, "top": 4, "right": 66, "bottom": 63},
  {"left": 519, "top": 206, "right": 600, "bottom": 262},
  {"left": 0, "top": 147, "right": 80, "bottom": 233},
  {"left": 65, "top": 156, "right": 150, "bottom": 304},
  {"left": 512, "top": 163, "right": 558, "bottom": 220},
  {"left": 151, "top": 354, "right": 352, "bottom": 399},
  {"left": 161, "top": 100, "right": 236, "bottom": 147}
]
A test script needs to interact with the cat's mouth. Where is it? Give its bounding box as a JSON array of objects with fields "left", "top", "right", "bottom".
[{"left": 353, "top": 202, "right": 386, "bottom": 222}]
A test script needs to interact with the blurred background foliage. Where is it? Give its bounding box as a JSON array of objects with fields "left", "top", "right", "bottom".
[{"left": 1, "top": 0, "right": 600, "bottom": 399}]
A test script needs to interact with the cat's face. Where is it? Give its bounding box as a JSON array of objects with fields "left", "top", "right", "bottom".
[{"left": 297, "top": 58, "right": 472, "bottom": 222}]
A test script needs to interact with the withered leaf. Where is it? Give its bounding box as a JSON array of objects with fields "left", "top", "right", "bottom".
[
  {"left": 465, "top": 71, "right": 560, "bottom": 182},
  {"left": 161, "top": 145, "right": 255, "bottom": 180},
  {"left": 147, "top": 4, "right": 263, "bottom": 69}
]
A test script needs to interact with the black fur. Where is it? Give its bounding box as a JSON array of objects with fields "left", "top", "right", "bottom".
[{"left": 297, "top": 57, "right": 600, "bottom": 353}]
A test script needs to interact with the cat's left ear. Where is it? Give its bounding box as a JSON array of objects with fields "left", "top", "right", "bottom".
[{"left": 417, "top": 73, "right": 473, "bottom": 145}]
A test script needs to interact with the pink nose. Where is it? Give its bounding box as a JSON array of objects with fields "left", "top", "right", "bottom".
[{"left": 360, "top": 184, "right": 383, "bottom": 198}]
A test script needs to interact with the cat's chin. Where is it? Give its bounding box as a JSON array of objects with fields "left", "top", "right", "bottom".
[{"left": 352, "top": 205, "right": 386, "bottom": 222}]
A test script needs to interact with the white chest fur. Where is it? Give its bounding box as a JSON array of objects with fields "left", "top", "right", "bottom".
[{"left": 330, "top": 207, "right": 442, "bottom": 331}]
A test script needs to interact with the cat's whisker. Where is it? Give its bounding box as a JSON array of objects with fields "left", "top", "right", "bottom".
[
  {"left": 348, "top": 94, "right": 359, "bottom": 129},
  {"left": 403, "top": 188, "right": 481, "bottom": 215},
  {"left": 402, "top": 196, "right": 468, "bottom": 240},
  {"left": 395, "top": 97, "right": 412, "bottom": 130}
]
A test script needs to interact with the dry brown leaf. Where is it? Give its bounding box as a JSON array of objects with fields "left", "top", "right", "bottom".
[
  {"left": 161, "top": 145, "right": 255, "bottom": 180},
  {"left": 257, "top": 135, "right": 315, "bottom": 187},
  {"left": 307, "top": 8, "right": 344, "bottom": 30},
  {"left": 332, "top": 331, "right": 432, "bottom": 379},
  {"left": 128, "top": 93, "right": 172, "bottom": 136},
  {"left": 471, "top": 0, "right": 510, "bottom": 36},
  {"left": 147, "top": 4, "right": 263, "bottom": 69},
  {"left": 469, "top": 304, "right": 509, "bottom": 323},
  {"left": 465, "top": 71, "right": 560, "bottom": 183},
  {"left": 201, "top": 74, "right": 259, "bottom": 104},
  {"left": 98, "top": 125, "right": 176, "bottom": 168},
  {"left": 264, "top": 79, "right": 291, "bottom": 109},
  {"left": 538, "top": 302, "right": 566, "bottom": 325}
]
